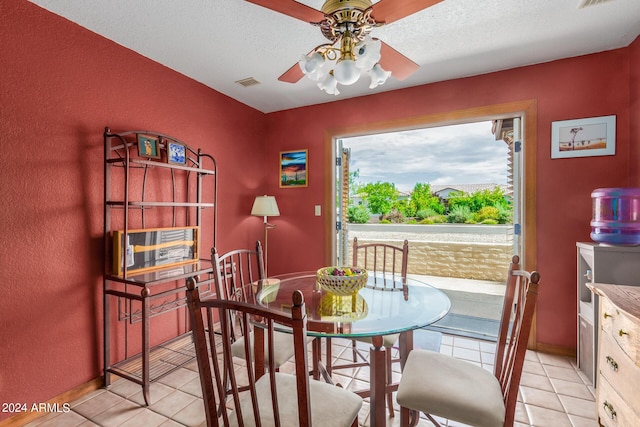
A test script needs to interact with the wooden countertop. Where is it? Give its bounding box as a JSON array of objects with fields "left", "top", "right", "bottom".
[{"left": 587, "top": 283, "right": 640, "bottom": 319}]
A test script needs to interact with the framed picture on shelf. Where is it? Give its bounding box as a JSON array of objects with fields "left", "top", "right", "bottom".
[
  {"left": 166, "top": 140, "right": 187, "bottom": 165},
  {"left": 280, "top": 149, "right": 308, "bottom": 188},
  {"left": 137, "top": 134, "right": 161, "bottom": 159},
  {"left": 551, "top": 115, "right": 616, "bottom": 159}
]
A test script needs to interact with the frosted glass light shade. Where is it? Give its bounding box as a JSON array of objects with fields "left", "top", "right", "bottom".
[
  {"left": 368, "top": 63, "right": 391, "bottom": 89},
  {"left": 251, "top": 195, "right": 280, "bottom": 217},
  {"left": 301, "top": 35, "right": 390, "bottom": 93},
  {"left": 333, "top": 60, "right": 360, "bottom": 85},
  {"left": 299, "top": 52, "right": 326, "bottom": 81},
  {"left": 355, "top": 37, "right": 382, "bottom": 71},
  {"left": 318, "top": 73, "right": 339, "bottom": 95}
]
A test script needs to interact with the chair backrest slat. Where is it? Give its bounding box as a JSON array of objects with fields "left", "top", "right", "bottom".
[
  {"left": 210, "top": 242, "right": 265, "bottom": 339},
  {"left": 493, "top": 254, "right": 541, "bottom": 426},
  {"left": 352, "top": 237, "right": 409, "bottom": 290}
]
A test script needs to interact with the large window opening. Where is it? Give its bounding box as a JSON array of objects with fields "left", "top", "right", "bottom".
[{"left": 334, "top": 119, "right": 522, "bottom": 339}]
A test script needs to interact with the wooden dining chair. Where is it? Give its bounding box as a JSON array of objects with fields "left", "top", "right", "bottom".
[
  {"left": 186, "top": 280, "right": 363, "bottom": 426},
  {"left": 325, "top": 237, "right": 409, "bottom": 417},
  {"left": 396, "top": 255, "right": 541, "bottom": 427},
  {"left": 210, "top": 242, "right": 298, "bottom": 374}
]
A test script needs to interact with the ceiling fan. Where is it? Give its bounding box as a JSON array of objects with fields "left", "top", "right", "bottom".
[{"left": 246, "top": 0, "right": 443, "bottom": 94}]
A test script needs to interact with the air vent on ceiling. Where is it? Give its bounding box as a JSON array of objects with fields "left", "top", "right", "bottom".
[
  {"left": 235, "top": 77, "right": 261, "bottom": 87},
  {"left": 579, "top": 0, "right": 615, "bottom": 8}
]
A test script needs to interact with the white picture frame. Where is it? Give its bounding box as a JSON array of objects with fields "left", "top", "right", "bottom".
[{"left": 551, "top": 115, "right": 616, "bottom": 159}]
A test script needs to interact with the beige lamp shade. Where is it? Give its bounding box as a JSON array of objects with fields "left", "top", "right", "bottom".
[
  {"left": 251, "top": 195, "right": 280, "bottom": 217},
  {"left": 251, "top": 195, "right": 279, "bottom": 277}
]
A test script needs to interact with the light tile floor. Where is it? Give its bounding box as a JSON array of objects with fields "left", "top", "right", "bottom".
[{"left": 23, "top": 334, "right": 598, "bottom": 427}]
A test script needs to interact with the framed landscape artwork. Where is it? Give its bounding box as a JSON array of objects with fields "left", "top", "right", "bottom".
[
  {"left": 551, "top": 115, "right": 616, "bottom": 159},
  {"left": 280, "top": 149, "right": 308, "bottom": 188}
]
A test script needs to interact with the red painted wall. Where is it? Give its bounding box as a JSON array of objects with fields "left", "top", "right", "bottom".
[
  {"left": 0, "top": 0, "right": 266, "bottom": 418},
  {"left": 263, "top": 47, "right": 635, "bottom": 351},
  {"left": 1, "top": 0, "right": 638, "bottom": 417}
]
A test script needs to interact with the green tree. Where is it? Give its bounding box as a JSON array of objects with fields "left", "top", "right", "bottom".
[
  {"left": 409, "top": 183, "right": 445, "bottom": 215},
  {"left": 448, "top": 187, "right": 510, "bottom": 214},
  {"left": 359, "top": 181, "right": 398, "bottom": 215},
  {"left": 391, "top": 198, "right": 411, "bottom": 216}
]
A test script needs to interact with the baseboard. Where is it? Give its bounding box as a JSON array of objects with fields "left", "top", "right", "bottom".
[
  {"left": 0, "top": 377, "right": 103, "bottom": 427},
  {"left": 534, "top": 342, "right": 577, "bottom": 358}
]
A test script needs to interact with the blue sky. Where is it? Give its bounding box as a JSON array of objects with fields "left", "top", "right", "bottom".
[{"left": 342, "top": 121, "right": 509, "bottom": 192}]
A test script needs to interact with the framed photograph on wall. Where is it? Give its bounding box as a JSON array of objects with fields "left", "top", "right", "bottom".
[
  {"left": 280, "top": 149, "right": 308, "bottom": 188},
  {"left": 166, "top": 140, "right": 187, "bottom": 165},
  {"left": 137, "top": 134, "right": 161, "bottom": 159},
  {"left": 551, "top": 115, "right": 616, "bottom": 159}
]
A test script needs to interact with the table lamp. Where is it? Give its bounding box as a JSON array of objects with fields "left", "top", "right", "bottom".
[{"left": 251, "top": 195, "right": 280, "bottom": 276}]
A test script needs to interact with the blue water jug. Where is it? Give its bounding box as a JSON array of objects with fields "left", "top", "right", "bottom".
[{"left": 591, "top": 188, "right": 640, "bottom": 245}]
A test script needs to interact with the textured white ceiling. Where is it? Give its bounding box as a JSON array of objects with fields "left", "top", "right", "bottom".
[{"left": 28, "top": 0, "right": 640, "bottom": 113}]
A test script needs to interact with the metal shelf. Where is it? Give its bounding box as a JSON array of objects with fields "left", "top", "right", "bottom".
[
  {"left": 106, "top": 201, "right": 215, "bottom": 208},
  {"left": 107, "top": 333, "right": 196, "bottom": 385},
  {"left": 103, "top": 127, "right": 217, "bottom": 406}
]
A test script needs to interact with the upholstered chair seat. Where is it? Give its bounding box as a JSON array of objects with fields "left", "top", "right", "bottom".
[{"left": 397, "top": 349, "right": 505, "bottom": 427}]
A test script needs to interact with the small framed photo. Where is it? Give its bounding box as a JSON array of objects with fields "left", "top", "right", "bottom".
[
  {"left": 137, "top": 134, "right": 161, "bottom": 159},
  {"left": 551, "top": 115, "right": 616, "bottom": 159},
  {"left": 280, "top": 149, "right": 308, "bottom": 188},
  {"left": 166, "top": 140, "right": 187, "bottom": 165}
]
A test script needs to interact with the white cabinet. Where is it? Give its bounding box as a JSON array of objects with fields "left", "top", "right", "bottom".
[
  {"left": 587, "top": 284, "right": 640, "bottom": 426},
  {"left": 576, "top": 242, "right": 640, "bottom": 384}
]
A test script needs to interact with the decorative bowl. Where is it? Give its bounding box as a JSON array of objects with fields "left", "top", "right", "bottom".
[{"left": 316, "top": 266, "right": 368, "bottom": 296}]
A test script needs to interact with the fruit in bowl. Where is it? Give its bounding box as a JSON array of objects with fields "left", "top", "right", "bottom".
[
  {"left": 327, "top": 267, "right": 364, "bottom": 276},
  {"left": 316, "top": 266, "right": 368, "bottom": 296}
]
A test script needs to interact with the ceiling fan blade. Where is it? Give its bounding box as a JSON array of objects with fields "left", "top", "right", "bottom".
[
  {"left": 378, "top": 40, "right": 419, "bottom": 81},
  {"left": 278, "top": 62, "right": 305, "bottom": 83},
  {"left": 245, "top": 0, "right": 325, "bottom": 23},
  {"left": 372, "top": 0, "right": 443, "bottom": 24}
]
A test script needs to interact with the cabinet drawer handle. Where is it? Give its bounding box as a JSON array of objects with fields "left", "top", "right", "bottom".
[
  {"left": 603, "top": 401, "right": 617, "bottom": 420},
  {"left": 603, "top": 312, "right": 613, "bottom": 319},
  {"left": 605, "top": 356, "right": 618, "bottom": 371},
  {"left": 618, "top": 329, "right": 629, "bottom": 337}
]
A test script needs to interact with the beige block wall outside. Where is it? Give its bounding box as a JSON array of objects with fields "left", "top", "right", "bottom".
[{"left": 349, "top": 239, "right": 512, "bottom": 282}]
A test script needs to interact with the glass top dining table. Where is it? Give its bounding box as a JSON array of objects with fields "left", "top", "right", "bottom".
[
  {"left": 257, "top": 271, "right": 451, "bottom": 338},
  {"left": 256, "top": 271, "right": 451, "bottom": 427}
]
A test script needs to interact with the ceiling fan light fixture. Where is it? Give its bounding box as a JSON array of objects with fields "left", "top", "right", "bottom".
[
  {"left": 368, "top": 63, "right": 391, "bottom": 89},
  {"left": 250, "top": 0, "right": 428, "bottom": 94},
  {"left": 333, "top": 59, "right": 360, "bottom": 85},
  {"left": 321, "top": 0, "right": 373, "bottom": 15},
  {"left": 318, "top": 72, "right": 340, "bottom": 95},
  {"left": 299, "top": 52, "right": 326, "bottom": 81},
  {"left": 354, "top": 37, "right": 381, "bottom": 71}
]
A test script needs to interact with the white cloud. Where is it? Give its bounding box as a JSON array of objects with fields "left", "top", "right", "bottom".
[{"left": 343, "top": 121, "right": 509, "bottom": 192}]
